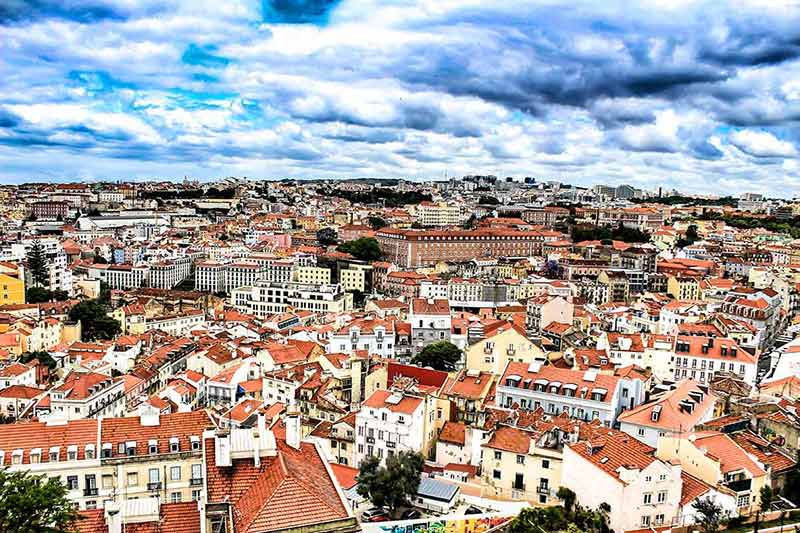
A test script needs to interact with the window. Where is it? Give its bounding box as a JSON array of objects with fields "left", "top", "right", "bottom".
[
  {"left": 737, "top": 494, "right": 750, "bottom": 507},
  {"left": 638, "top": 428, "right": 646, "bottom": 436},
  {"left": 102, "top": 475, "right": 113, "bottom": 489},
  {"left": 148, "top": 440, "right": 158, "bottom": 454},
  {"left": 643, "top": 493, "right": 652, "bottom": 505},
  {"left": 494, "top": 451, "right": 502, "bottom": 460},
  {"left": 170, "top": 492, "right": 182, "bottom": 503},
  {"left": 191, "top": 464, "right": 202, "bottom": 482},
  {"left": 170, "top": 466, "right": 181, "bottom": 481},
  {"left": 493, "top": 469, "right": 501, "bottom": 480},
  {"left": 659, "top": 474, "right": 666, "bottom": 481},
  {"left": 641, "top": 516, "right": 651, "bottom": 527},
  {"left": 149, "top": 468, "right": 160, "bottom": 483},
  {"left": 127, "top": 472, "right": 138, "bottom": 487},
  {"left": 542, "top": 459, "right": 550, "bottom": 469},
  {"left": 192, "top": 490, "right": 202, "bottom": 501},
  {"left": 655, "top": 514, "right": 665, "bottom": 526},
  {"left": 657, "top": 490, "right": 667, "bottom": 504},
  {"left": 516, "top": 455, "right": 525, "bottom": 465},
  {"left": 67, "top": 476, "right": 79, "bottom": 490},
  {"left": 190, "top": 437, "right": 200, "bottom": 451},
  {"left": 169, "top": 438, "right": 180, "bottom": 453}
]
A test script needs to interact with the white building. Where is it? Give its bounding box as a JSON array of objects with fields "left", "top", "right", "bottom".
[
  {"left": 562, "top": 431, "right": 683, "bottom": 533},
  {"left": 231, "top": 281, "right": 353, "bottom": 317},
  {"left": 496, "top": 361, "right": 645, "bottom": 426},
  {"left": 327, "top": 317, "right": 396, "bottom": 358},
  {"left": 672, "top": 335, "right": 758, "bottom": 387},
  {"left": 355, "top": 389, "right": 425, "bottom": 467}
]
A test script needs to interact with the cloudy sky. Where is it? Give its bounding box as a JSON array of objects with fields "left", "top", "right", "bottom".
[{"left": 1, "top": 0, "right": 800, "bottom": 195}]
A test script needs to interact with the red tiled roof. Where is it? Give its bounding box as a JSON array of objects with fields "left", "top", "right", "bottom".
[
  {"left": 76, "top": 502, "right": 201, "bottom": 533},
  {"left": 362, "top": 390, "right": 423, "bottom": 415},
  {"left": 485, "top": 425, "right": 531, "bottom": 454},
  {"left": 439, "top": 421, "right": 466, "bottom": 446},
  {"left": 100, "top": 410, "right": 212, "bottom": 457},
  {"left": 205, "top": 438, "right": 350, "bottom": 533},
  {"left": 617, "top": 380, "right": 716, "bottom": 431},
  {"left": 0, "top": 418, "right": 98, "bottom": 464},
  {"left": 568, "top": 430, "right": 658, "bottom": 484}
]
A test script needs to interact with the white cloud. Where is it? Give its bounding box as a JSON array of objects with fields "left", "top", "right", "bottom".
[{"left": 729, "top": 130, "right": 797, "bottom": 158}]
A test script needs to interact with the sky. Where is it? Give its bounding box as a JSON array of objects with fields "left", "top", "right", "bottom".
[{"left": 1, "top": 1, "right": 800, "bottom": 196}]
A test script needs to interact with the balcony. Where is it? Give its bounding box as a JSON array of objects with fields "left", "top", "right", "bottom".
[
  {"left": 537, "top": 486, "right": 549, "bottom": 495},
  {"left": 513, "top": 483, "right": 526, "bottom": 491},
  {"left": 83, "top": 487, "right": 98, "bottom": 497},
  {"left": 366, "top": 436, "right": 375, "bottom": 444},
  {"left": 386, "top": 441, "right": 395, "bottom": 449},
  {"left": 190, "top": 477, "right": 203, "bottom": 486},
  {"left": 147, "top": 482, "right": 162, "bottom": 491}
]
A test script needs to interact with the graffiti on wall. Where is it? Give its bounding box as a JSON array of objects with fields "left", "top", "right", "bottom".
[{"left": 364, "top": 514, "right": 513, "bottom": 533}]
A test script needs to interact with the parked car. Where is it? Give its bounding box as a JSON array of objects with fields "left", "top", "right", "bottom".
[
  {"left": 464, "top": 506, "right": 483, "bottom": 515},
  {"left": 362, "top": 508, "right": 390, "bottom": 522},
  {"left": 401, "top": 509, "right": 422, "bottom": 520}
]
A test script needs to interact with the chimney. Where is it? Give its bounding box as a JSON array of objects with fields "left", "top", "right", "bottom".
[
  {"left": 286, "top": 400, "right": 301, "bottom": 450},
  {"left": 104, "top": 502, "right": 122, "bottom": 533},
  {"left": 252, "top": 426, "right": 261, "bottom": 467}
]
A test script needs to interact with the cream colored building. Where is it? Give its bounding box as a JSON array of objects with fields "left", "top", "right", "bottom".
[
  {"left": 340, "top": 267, "right": 367, "bottom": 292},
  {"left": 480, "top": 425, "right": 564, "bottom": 506},
  {"left": 296, "top": 266, "right": 332, "bottom": 285},
  {"left": 465, "top": 325, "right": 546, "bottom": 375}
]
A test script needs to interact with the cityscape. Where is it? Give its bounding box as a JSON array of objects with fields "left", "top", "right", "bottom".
[{"left": 3, "top": 2, "right": 800, "bottom": 533}]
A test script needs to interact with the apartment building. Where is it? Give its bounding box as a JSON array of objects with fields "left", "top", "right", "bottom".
[
  {"left": 50, "top": 371, "right": 126, "bottom": 420},
  {"left": 148, "top": 256, "right": 193, "bottom": 289},
  {"left": 526, "top": 295, "right": 573, "bottom": 333},
  {"left": 231, "top": 280, "right": 353, "bottom": 317},
  {"left": 465, "top": 323, "right": 546, "bottom": 375},
  {"left": 327, "top": 316, "right": 396, "bottom": 358},
  {"left": 562, "top": 431, "right": 683, "bottom": 533},
  {"left": 656, "top": 432, "right": 770, "bottom": 514},
  {"left": 88, "top": 264, "right": 148, "bottom": 290},
  {"left": 355, "top": 388, "right": 448, "bottom": 466},
  {"left": 497, "top": 361, "right": 645, "bottom": 426},
  {"left": 0, "top": 261, "right": 25, "bottom": 304},
  {"left": 409, "top": 298, "right": 452, "bottom": 354},
  {"left": 480, "top": 425, "right": 564, "bottom": 505},
  {"left": 618, "top": 381, "right": 717, "bottom": 447},
  {"left": 672, "top": 335, "right": 758, "bottom": 387},
  {"left": 355, "top": 389, "right": 425, "bottom": 466},
  {"left": 415, "top": 201, "right": 464, "bottom": 227},
  {"left": 297, "top": 265, "right": 332, "bottom": 285},
  {"left": 0, "top": 409, "right": 210, "bottom": 511},
  {"left": 376, "top": 228, "right": 558, "bottom": 268}
]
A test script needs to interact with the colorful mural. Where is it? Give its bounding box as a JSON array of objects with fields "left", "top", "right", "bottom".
[{"left": 363, "top": 514, "right": 513, "bottom": 533}]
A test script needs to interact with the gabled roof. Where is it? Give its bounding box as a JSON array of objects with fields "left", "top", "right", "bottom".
[
  {"left": 205, "top": 438, "right": 350, "bottom": 533},
  {"left": 617, "top": 380, "right": 717, "bottom": 431}
]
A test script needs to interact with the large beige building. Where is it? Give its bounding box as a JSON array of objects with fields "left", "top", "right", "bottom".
[{"left": 465, "top": 323, "right": 546, "bottom": 375}]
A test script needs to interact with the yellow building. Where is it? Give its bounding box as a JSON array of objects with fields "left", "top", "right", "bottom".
[
  {"left": 667, "top": 275, "right": 701, "bottom": 300},
  {"left": 340, "top": 268, "right": 366, "bottom": 292},
  {"left": 0, "top": 262, "right": 25, "bottom": 305},
  {"left": 296, "top": 266, "right": 332, "bottom": 285},
  {"left": 480, "top": 425, "right": 563, "bottom": 505},
  {"left": 466, "top": 324, "right": 546, "bottom": 375}
]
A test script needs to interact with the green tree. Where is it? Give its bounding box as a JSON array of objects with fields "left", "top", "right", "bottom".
[
  {"left": 337, "top": 237, "right": 382, "bottom": 261},
  {"left": 26, "top": 241, "right": 49, "bottom": 288},
  {"left": 316, "top": 227, "right": 339, "bottom": 246},
  {"left": 356, "top": 451, "right": 424, "bottom": 518},
  {"left": 0, "top": 467, "right": 81, "bottom": 533},
  {"left": 20, "top": 350, "right": 57, "bottom": 370},
  {"left": 410, "top": 341, "right": 461, "bottom": 372},
  {"left": 98, "top": 282, "right": 111, "bottom": 305},
  {"left": 68, "top": 300, "right": 121, "bottom": 341},
  {"left": 26, "top": 288, "right": 68, "bottom": 304},
  {"left": 692, "top": 496, "right": 724, "bottom": 533},
  {"left": 760, "top": 485, "right": 775, "bottom": 513},
  {"left": 558, "top": 487, "right": 577, "bottom": 518},
  {"left": 463, "top": 213, "right": 478, "bottom": 229},
  {"left": 367, "top": 216, "right": 387, "bottom": 230}
]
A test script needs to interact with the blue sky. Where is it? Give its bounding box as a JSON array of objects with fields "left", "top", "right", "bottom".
[{"left": 1, "top": 1, "right": 800, "bottom": 195}]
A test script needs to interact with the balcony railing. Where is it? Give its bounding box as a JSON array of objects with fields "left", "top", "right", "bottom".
[
  {"left": 147, "top": 482, "right": 162, "bottom": 491},
  {"left": 83, "top": 487, "right": 98, "bottom": 496},
  {"left": 190, "top": 477, "right": 203, "bottom": 486},
  {"left": 537, "top": 486, "right": 549, "bottom": 495}
]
